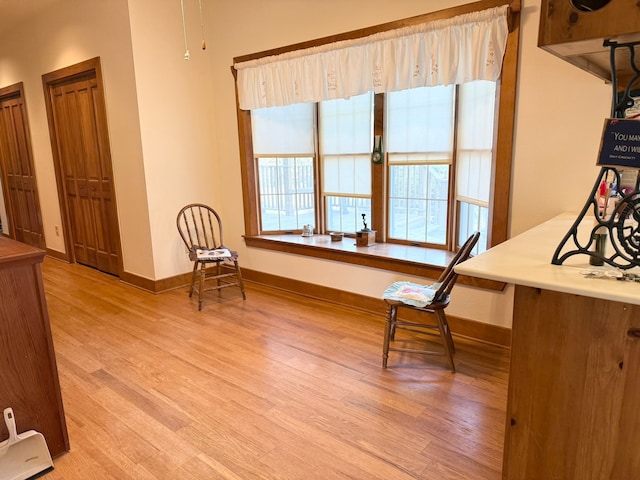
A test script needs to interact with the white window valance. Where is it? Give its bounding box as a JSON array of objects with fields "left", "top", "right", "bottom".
[{"left": 234, "top": 6, "right": 509, "bottom": 111}]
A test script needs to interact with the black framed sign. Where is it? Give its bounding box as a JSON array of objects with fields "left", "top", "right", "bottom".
[{"left": 597, "top": 118, "right": 640, "bottom": 168}]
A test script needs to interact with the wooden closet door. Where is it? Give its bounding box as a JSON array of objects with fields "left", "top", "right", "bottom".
[
  {"left": 0, "top": 85, "right": 45, "bottom": 248},
  {"left": 46, "top": 66, "right": 120, "bottom": 275}
]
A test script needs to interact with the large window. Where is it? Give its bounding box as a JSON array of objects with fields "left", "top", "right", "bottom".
[
  {"left": 455, "top": 81, "right": 497, "bottom": 251},
  {"left": 386, "top": 85, "right": 455, "bottom": 247},
  {"left": 249, "top": 81, "right": 496, "bottom": 253},
  {"left": 234, "top": 1, "right": 519, "bottom": 261},
  {"left": 320, "top": 93, "right": 373, "bottom": 234},
  {"left": 251, "top": 103, "right": 316, "bottom": 231}
]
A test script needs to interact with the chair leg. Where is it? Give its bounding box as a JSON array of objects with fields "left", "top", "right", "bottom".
[
  {"left": 435, "top": 310, "right": 456, "bottom": 373},
  {"left": 234, "top": 261, "right": 247, "bottom": 300},
  {"left": 189, "top": 261, "right": 198, "bottom": 298},
  {"left": 441, "top": 315, "right": 455, "bottom": 355},
  {"left": 382, "top": 304, "right": 396, "bottom": 368},
  {"left": 216, "top": 262, "right": 222, "bottom": 296},
  {"left": 198, "top": 264, "right": 206, "bottom": 311}
]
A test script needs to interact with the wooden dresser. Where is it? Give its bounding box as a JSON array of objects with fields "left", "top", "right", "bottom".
[
  {"left": 456, "top": 214, "right": 640, "bottom": 479},
  {"left": 0, "top": 237, "right": 69, "bottom": 457}
]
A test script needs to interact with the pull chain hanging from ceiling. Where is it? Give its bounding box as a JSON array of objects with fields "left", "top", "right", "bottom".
[
  {"left": 199, "top": 0, "right": 206, "bottom": 50},
  {"left": 180, "top": 0, "right": 206, "bottom": 59},
  {"left": 180, "top": 0, "right": 190, "bottom": 60}
]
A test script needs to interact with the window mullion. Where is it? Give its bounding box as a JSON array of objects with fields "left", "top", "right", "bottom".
[
  {"left": 450, "top": 85, "right": 461, "bottom": 250},
  {"left": 372, "top": 93, "right": 385, "bottom": 242},
  {"left": 313, "top": 104, "right": 322, "bottom": 234}
]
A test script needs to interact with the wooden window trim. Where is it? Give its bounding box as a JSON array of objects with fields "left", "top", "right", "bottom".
[
  {"left": 244, "top": 234, "right": 505, "bottom": 291},
  {"left": 232, "top": 0, "right": 521, "bottom": 278}
]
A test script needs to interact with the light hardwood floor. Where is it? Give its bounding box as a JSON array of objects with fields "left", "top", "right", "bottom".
[{"left": 41, "top": 258, "right": 510, "bottom": 480}]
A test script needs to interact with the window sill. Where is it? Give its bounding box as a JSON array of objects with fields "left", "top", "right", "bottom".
[{"left": 243, "top": 234, "right": 505, "bottom": 292}]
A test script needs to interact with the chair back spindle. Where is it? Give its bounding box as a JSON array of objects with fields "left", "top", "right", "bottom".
[
  {"left": 431, "top": 231, "right": 480, "bottom": 303},
  {"left": 178, "top": 204, "right": 224, "bottom": 252}
]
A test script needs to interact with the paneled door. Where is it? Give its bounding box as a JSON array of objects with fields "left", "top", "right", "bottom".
[
  {"left": 43, "top": 58, "right": 121, "bottom": 276},
  {"left": 0, "top": 83, "right": 45, "bottom": 248}
]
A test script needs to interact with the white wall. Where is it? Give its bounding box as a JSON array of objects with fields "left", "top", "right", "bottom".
[
  {"left": 204, "top": 0, "right": 611, "bottom": 327},
  {"left": 510, "top": 3, "right": 611, "bottom": 235},
  {"left": 127, "top": 0, "right": 221, "bottom": 279},
  {"left": 0, "top": 0, "right": 155, "bottom": 278},
  {"left": 0, "top": 0, "right": 613, "bottom": 328}
]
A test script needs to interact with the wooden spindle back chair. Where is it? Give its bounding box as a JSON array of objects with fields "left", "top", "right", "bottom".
[
  {"left": 382, "top": 231, "right": 480, "bottom": 372},
  {"left": 176, "top": 204, "right": 246, "bottom": 310}
]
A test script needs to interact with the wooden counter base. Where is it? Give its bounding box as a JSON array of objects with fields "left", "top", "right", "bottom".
[
  {"left": 0, "top": 237, "right": 69, "bottom": 456},
  {"left": 503, "top": 285, "right": 640, "bottom": 479}
]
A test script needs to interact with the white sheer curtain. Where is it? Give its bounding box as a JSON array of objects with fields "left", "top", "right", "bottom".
[{"left": 234, "top": 6, "right": 509, "bottom": 110}]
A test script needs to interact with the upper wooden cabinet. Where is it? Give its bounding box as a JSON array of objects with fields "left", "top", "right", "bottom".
[{"left": 538, "top": 0, "right": 640, "bottom": 84}]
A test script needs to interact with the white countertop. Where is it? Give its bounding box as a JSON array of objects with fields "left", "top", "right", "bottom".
[{"left": 455, "top": 213, "right": 640, "bottom": 305}]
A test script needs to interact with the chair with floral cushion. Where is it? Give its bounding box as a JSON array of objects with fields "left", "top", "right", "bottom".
[
  {"left": 381, "top": 231, "right": 480, "bottom": 372},
  {"left": 177, "top": 204, "right": 246, "bottom": 310}
]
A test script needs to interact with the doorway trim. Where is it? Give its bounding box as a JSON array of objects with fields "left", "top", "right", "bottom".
[{"left": 42, "top": 56, "right": 123, "bottom": 276}]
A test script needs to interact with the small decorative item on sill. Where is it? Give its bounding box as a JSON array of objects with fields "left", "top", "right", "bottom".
[
  {"left": 356, "top": 230, "right": 376, "bottom": 246},
  {"left": 302, "top": 225, "right": 313, "bottom": 237},
  {"left": 356, "top": 214, "right": 376, "bottom": 246},
  {"left": 330, "top": 232, "right": 343, "bottom": 242}
]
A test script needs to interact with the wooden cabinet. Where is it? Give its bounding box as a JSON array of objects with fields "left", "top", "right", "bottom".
[
  {"left": 538, "top": 0, "right": 640, "bottom": 83},
  {"left": 0, "top": 237, "right": 69, "bottom": 457},
  {"left": 503, "top": 285, "right": 640, "bottom": 479},
  {"left": 454, "top": 214, "right": 640, "bottom": 479}
]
